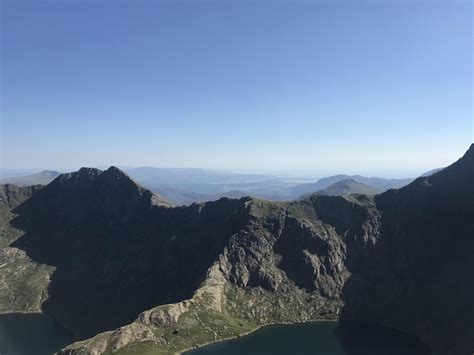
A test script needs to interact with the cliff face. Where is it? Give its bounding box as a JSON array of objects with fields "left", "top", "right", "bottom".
[
  {"left": 0, "top": 184, "right": 42, "bottom": 209},
  {"left": 9, "top": 167, "right": 247, "bottom": 340},
  {"left": 0, "top": 183, "right": 51, "bottom": 312},
  {"left": 349, "top": 145, "right": 474, "bottom": 354},
  {"left": 0, "top": 146, "right": 472, "bottom": 355}
]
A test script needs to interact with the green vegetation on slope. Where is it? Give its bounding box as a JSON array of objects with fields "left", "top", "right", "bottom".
[{"left": 0, "top": 186, "right": 53, "bottom": 313}]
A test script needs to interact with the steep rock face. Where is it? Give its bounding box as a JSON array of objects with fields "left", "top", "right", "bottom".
[
  {"left": 9, "top": 168, "right": 252, "bottom": 340},
  {"left": 36, "top": 166, "right": 170, "bottom": 223},
  {"left": 59, "top": 198, "right": 352, "bottom": 355},
  {"left": 0, "top": 184, "right": 42, "bottom": 209},
  {"left": 0, "top": 183, "right": 51, "bottom": 312},
  {"left": 217, "top": 199, "right": 353, "bottom": 299},
  {"left": 57, "top": 193, "right": 382, "bottom": 355},
  {"left": 342, "top": 144, "right": 474, "bottom": 355}
]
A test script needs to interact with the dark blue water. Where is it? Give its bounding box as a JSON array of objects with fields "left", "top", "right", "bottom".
[
  {"left": 0, "top": 315, "right": 432, "bottom": 355},
  {"left": 0, "top": 313, "right": 72, "bottom": 355},
  {"left": 188, "top": 321, "right": 432, "bottom": 355}
]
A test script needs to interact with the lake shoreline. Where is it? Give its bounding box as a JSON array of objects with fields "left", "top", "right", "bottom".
[
  {"left": 180, "top": 319, "right": 433, "bottom": 355},
  {"left": 0, "top": 310, "right": 42, "bottom": 315},
  {"left": 179, "top": 318, "right": 338, "bottom": 355}
]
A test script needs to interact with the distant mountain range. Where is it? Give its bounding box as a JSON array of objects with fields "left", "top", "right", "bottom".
[
  {"left": 0, "top": 169, "right": 418, "bottom": 205},
  {"left": 0, "top": 145, "right": 472, "bottom": 354},
  {"left": 0, "top": 170, "right": 62, "bottom": 186},
  {"left": 1, "top": 167, "right": 444, "bottom": 205},
  {"left": 289, "top": 174, "right": 413, "bottom": 197},
  {"left": 309, "top": 178, "right": 382, "bottom": 197}
]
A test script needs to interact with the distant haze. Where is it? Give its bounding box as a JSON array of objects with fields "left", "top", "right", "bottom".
[
  {"left": 0, "top": 165, "right": 421, "bottom": 205},
  {"left": 1, "top": 1, "right": 472, "bottom": 176}
]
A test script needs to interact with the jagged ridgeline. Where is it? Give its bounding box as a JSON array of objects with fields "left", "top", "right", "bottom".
[{"left": 0, "top": 145, "right": 473, "bottom": 355}]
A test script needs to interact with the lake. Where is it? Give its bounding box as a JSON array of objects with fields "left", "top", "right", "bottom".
[
  {"left": 0, "top": 314, "right": 432, "bottom": 355},
  {"left": 187, "top": 321, "right": 432, "bottom": 355},
  {"left": 0, "top": 313, "right": 72, "bottom": 355}
]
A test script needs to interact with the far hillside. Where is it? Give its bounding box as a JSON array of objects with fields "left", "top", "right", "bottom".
[
  {"left": 0, "top": 167, "right": 422, "bottom": 205},
  {"left": 0, "top": 170, "right": 62, "bottom": 186},
  {"left": 289, "top": 174, "right": 413, "bottom": 197},
  {"left": 306, "top": 178, "right": 382, "bottom": 197}
]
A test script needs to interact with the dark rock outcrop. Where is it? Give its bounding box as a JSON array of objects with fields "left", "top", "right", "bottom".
[
  {"left": 0, "top": 184, "right": 42, "bottom": 209},
  {"left": 9, "top": 168, "right": 249, "bottom": 340},
  {"left": 341, "top": 144, "right": 474, "bottom": 355}
]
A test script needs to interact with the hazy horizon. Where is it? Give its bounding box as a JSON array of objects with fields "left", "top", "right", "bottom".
[
  {"left": 0, "top": 158, "right": 456, "bottom": 181},
  {"left": 0, "top": 143, "right": 470, "bottom": 180},
  {"left": 1, "top": 1, "right": 472, "bottom": 176}
]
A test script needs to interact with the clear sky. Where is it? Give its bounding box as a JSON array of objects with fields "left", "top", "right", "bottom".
[{"left": 1, "top": 0, "right": 472, "bottom": 177}]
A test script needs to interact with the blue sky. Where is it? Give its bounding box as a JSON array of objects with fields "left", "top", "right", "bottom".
[{"left": 1, "top": 0, "right": 472, "bottom": 177}]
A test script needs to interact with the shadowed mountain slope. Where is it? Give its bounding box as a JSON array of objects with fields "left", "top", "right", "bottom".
[
  {"left": 419, "top": 167, "right": 444, "bottom": 177},
  {"left": 10, "top": 167, "right": 246, "bottom": 339},
  {"left": 339, "top": 144, "right": 474, "bottom": 354}
]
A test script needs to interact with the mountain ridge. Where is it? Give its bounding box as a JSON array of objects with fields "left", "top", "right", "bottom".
[
  {"left": 289, "top": 174, "right": 413, "bottom": 196},
  {"left": 0, "top": 167, "right": 416, "bottom": 205}
]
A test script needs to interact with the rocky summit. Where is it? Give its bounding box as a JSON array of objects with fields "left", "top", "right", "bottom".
[{"left": 0, "top": 146, "right": 473, "bottom": 355}]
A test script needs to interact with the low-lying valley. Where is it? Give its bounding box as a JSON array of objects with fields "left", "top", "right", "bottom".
[{"left": 0, "top": 145, "right": 473, "bottom": 355}]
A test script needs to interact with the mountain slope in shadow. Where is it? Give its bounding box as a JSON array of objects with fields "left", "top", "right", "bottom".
[
  {"left": 10, "top": 167, "right": 250, "bottom": 339},
  {"left": 338, "top": 144, "right": 474, "bottom": 354}
]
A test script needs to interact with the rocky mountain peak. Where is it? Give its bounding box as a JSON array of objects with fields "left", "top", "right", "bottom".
[
  {"left": 461, "top": 143, "right": 474, "bottom": 161},
  {"left": 101, "top": 166, "right": 131, "bottom": 180},
  {"left": 15, "top": 166, "right": 170, "bottom": 225},
  {"left": 52, "top": 166, "right": 134, "bottom": 190},
  {"left": 424, "top": 143, "right": 473, "bottom": 188},
  {"left": 58, "top": 167, "right": 102, "bottom": 183}
]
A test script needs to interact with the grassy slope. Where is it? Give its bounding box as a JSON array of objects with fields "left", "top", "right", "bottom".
[
  {"left": 65, "top": 288, "right": 340, "bottom": 355},
  {"left": 0, "top": 206, "right": 53, "bottom": 313}
]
